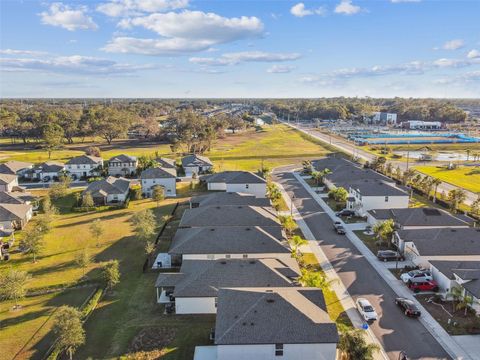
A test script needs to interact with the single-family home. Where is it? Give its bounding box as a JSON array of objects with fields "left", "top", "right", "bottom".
[
  {"left": 0, "top": 203, "right": 33, "bottom": 230},
  {"left": 193, "top": 287, "right": 339, "bottom": 360},
  {"left": 27, "top": 161, "right": 65, "bottom": 181},
  {"left": 189, "top": 192, "right": 271, "bottom": 208},
  {"left": 65, "top": 155, "right": 103, "bottom": 179},
  {"left": 0, "top": 191, "right": 34, "bottom": 206},
  {"left": 347, "top": 179, "right": 409, "bottom": 216},
  {"left": 179, "top": 205, "right": 280, "bottom": 228},
  {"left": 429, "top": 260, "right": 480, "bottom": 314},
  {"left": 155, "top": 258, "right": 299, "bottom": 313},
  {"left": 140, "top": 167, "right": 177, "bottom": 197},
  {"left": 83, "top": 177, "right": 130, "bottom": 206},
  {"left": 181, "top": 154, "right": 213, "bottom": 177},
  {"left": 367, "top": 207, "right": 472, "bottom": 230},
  {"left": 0, "top": 161, "right": 33, "bottom": 178},
  {"left": 394, "top": 228, "right": 480, "bottom": 267},
  {"left": 203, "top": 171, "right": 267, "bottom": 198},
  {"left": 107, "top": 154, "right": 138, "bottom": 177},
  {"left": 169, "top": 226, "right": 290, "bottom": 264},
  {"left": 0, "top": 174, "right": 19, "bottom": 192},
  {"left": 156, "top": 157, "right": 176, "bottom": 169}
]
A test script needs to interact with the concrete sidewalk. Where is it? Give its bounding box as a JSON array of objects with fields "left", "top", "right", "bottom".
[
  {"left": 293, "top": 171, "right": 472, "bottom": 360},
  {"left": 275, "top": 181, "right": 389, "bottom": 360}
]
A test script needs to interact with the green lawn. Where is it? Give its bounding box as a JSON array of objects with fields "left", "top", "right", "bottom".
[{"left": 414, "top": 165, "right": 480, "bottom": 193}]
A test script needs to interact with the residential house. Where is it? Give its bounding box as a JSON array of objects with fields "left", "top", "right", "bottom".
[
  {"left": 179, "top": 205, "right": 280, "bottom": 228},
  {"left": 169, "top": 226, "right": 290, "bottom": 264},
  {"left": 107, "top": 154, "right": 138, "bottom": 177},
  {"left": 181, "top": 154, "right": 213, "bottom": 177},
  {"left": 367, "top": 207, "right": 472, "bottom": 230},
  {"left": 65, "top": 155, "right": 103, "bottom": 179},
  {"left": 0, "top": 174, "right": 19, "bottom": 192},
  {"left": 155, "top": 258, "right": 299, "bottom": 313},
  {"left": 28, "top": 161, "right": 65, "bottom": 181},
  {"left": 203, "top": 171, "right": 267, "bottom": 198},
  {"left": 0, "top": 191, "right": 34, "bottom": 206},
  {"left": 83, "top": 176, "right": 130, "bottom": 205},
  {"left": 140, "top": 167, "right": 177, "bottom": 197},
  {"left": 394, "top": 228, "right": 480, "bottom": 267},
  {"left": 0, "top": 161, "right": 33, "bottom": 178},
  {"left": 429, "top": 260, "right": 480, "bottom": 314},
  {"left": 347, "top": 179, "right": 409, "bottom": 216},
  {"left": 189, "top": 192, "right": 271, "bottom": 208},
  {"left": 193, "top": 287, "right": 339, "bottom": 360},
  {"left": 156, "top": 157, "right": 176, "bottom": 169},
  {"left": 0, "top": 203, "right": 33, "bottom": 230}
]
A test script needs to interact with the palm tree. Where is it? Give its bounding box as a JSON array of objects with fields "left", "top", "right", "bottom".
[
  {"left": 448, "top": 286, "right": 464, "bottom": 313},
  {"left": 457, "top": 293, "right": 474, "bottom": 316},
  {"left": 385, "top": 162, "right": 393, "bottom": 177},
  {"left": 466, "top": 149, "right": 471, "bottom": 161},
  {"left": 290, "top": 235, "right": 308, "bottom": 259},
  {"left": 339, "top": 330, "right": 379, "bottom": 360},
  {"left": 402, "top": 168, "right": 416, "bottom": 186},
  {"left": 448, "top": 189, "right": 467, "bottom": 213},
  {"left": 298, "top": 268, "right": 334, "bottom": 289},
  {"left": 432, "top": 178, "right": 442, "bottom": 203}
]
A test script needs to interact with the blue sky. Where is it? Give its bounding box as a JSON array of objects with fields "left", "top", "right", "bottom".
[{"left": 1, "top": 0, "right": 479, "bottom": 98}]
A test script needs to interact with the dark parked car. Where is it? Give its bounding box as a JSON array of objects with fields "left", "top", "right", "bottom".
[
  {"left": 376, "top": 250, "right": 404, "bottom": 262},
  {"left": 333, "top": 221, "right": 346, "bottom": 235},
  {"left": 395, "top": 297, "right": 421, "bottom": 317},
  {"left": 336, "top": 209, "right": 355, "bottom": 217},
  {"left": 408, "top": 280, "right": 439, "bottom": 293}
]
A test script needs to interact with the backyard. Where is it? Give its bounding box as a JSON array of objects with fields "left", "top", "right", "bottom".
[{"left": 414, "top": 165, "right": 480, "bottom": 193}]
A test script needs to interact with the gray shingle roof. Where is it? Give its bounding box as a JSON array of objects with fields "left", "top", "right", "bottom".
[
  {"left": 203, "top": 171, "right": 266, "bottom": 184},
  {"left": 430, "top": 260, "right": 480, "bottom": 298},
  {"left": 181, "top": 154, "right": 213, "bottom": 168},
  {"left": 0, "top": 173, "right": 18, "bottom": 185},
  {"left": 34, "top": 161, "right": 65, "bottom": 173},
  {"left": 214, "top": 287, "right": 338, "bottom": 345},
  {"left": 0, "top": 203, "right": 32, "bottom": 221},
  {"left": 179, "top": 206, "right": 280, "bottom": 228},
  {"left": 398, "top": 228, "right": 480, "bottom": 256},
  {"left": 83, "top": 176, "right": 130, "bottom": 196},
  {"left": 66, "top": 155, "right": 102, "bottom": 165},
  {"left": 349, "top": 179, "right": 408, "bottom": 196},
  {"left": 108, "top": 154, "right": 137, "bottom": 163},
  {"left": 0, "top": 161, "right": 33, "bottom": 175},
  {"left": 156, "top": 157, "right": 176, "bottom": 169},
  {"left": 190, "top": 192, "right": 271, "bottom": 208},
  {"left": 0, "top": 191, "right": 25, "bottom": 204},
  {"left": 368, "top": 208, "right": 470, "bottom": 227},
  {"left": 169, "top": 226, "right": 289, "bottom": 255},
  {"left": 140, "top": 166, "right": 177, "bottom": 179},
  {"left": 155, "top": 258, "right": 298, "bottom": 297}
]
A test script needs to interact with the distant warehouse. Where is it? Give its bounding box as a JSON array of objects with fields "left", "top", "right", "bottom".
[{"left": 401, "top": 120, "right": 442, "bottom": 130}]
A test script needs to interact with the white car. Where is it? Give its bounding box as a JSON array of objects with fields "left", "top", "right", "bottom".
[
  {"left": 356, "top": 298, "right": 378, "bottom": 322},
  {"left": 400, "top": 270, "right": 433, "bottom": 284}
]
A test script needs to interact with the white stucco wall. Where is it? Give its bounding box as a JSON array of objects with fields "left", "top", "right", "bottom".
[
  {"left": 185, "top": 165, "right": 213, "bottom": 177},
  {"left": 216, "top": 343, "right": 337, "bottom": 360},
  {"left": 0, "top": 178, "right": 18, "bottom": 192},
  {"left": 430, "top": 264, "right": 454, "bottom": 297},
  {"left": 208, "top": 182, "right": 227, "bottom": 191},
  {"left": 181, "top": 253, "right": 292, "bottom": 261},
  {"left": 176, "top": 297, "right": 217, "bottom": 314},
  {"left": 108, "top": 163, "right": 137, "bottom": 176},
  {"left": 142, "top": 178, "right": 176, "bottom": 197},
  {"left": 66, "top": 162, "right": 103, "bottom": 178},
  {"left": 226, "top": 183, "right": 266, "bottom": 198},
  {"left": 106, "top": 192, "right": 128, "bottom": 203}
]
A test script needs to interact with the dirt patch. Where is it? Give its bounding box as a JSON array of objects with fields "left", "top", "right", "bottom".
[{"left": 127, "top": 327, "right": 176, "bottom": 358}]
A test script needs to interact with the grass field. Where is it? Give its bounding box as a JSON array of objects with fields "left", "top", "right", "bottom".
[{"left": 414, "top": 165, "right": 480, "bottom": 193}]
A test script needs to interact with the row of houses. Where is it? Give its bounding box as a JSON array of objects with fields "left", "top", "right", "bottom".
[
  {"left": 315, "top": 155, "right": 480, "bottom": 315},
  {"left": 153, "top": 178, "right": 339, "bottom": 359}
]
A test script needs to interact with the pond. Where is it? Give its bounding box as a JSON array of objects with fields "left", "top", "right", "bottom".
[{"left": 394, "top": 150, "right": 472, "bottom": 161}]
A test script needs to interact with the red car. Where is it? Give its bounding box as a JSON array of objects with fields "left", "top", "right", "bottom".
[{"left": 408, "top": 280, "right": 439, "bottom": 293}]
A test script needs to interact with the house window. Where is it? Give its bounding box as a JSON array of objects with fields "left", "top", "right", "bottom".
[
  {"left": 385, "top": 196, "right": 389, "bottom": 202},
  {"left": 275, "top": 344, "right": 284, "bottom": 356},
  {"left": 214, "top": 297, "right": 218, "bottom": 308},
  {"left": 207, "top": 254, "right": 215, "bottom": 260},
  {"left": 245, "top": 184, "right": 249, "bottom": 189},
  {"left": 242, "top": 254, "right": 248, "bottom": 259},
  {"left": 225, "top": 254, "right": 231, "bottom": 258}
]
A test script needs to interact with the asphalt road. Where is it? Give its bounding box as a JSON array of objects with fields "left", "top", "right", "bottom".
[
  {"left": 273, "top": 169, "right": 451, "bottom": 360},
  {"left": 285, "top": 121, "right": 476, "bottom": 206}
]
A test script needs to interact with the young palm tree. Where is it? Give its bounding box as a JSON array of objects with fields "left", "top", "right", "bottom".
[
  {"left": 338, "top": 330, "right": 379, "bottom": 360},
  {"left": 432, "top": 178, "right": 442, "bottom": 203},
  {"left": 290, "top": 235, "right": 308, "bottom": 259},
  {"left": 448, "top": 286, "right": 463, "bottom": 313}
]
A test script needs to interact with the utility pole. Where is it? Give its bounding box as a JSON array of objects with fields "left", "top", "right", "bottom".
[{"left": 406, "top": 140, "right": 410, "bottom": 170}]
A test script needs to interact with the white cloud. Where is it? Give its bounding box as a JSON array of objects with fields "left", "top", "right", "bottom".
[
  {"left": 442, "top": 39, "right": 464, "bottom": 50},
  {"left": 267, "top": 65, "right": 296, "bottom": 73},
  {"left": 104, "top": 11, "right": 264, "bottom": 55},
  {"left": 0, "top": 55, "right": 151, "bottom": 75},
  {"left": 0, "top": 49, "right": 47, "bottom": 56},
  {"left": 433, "top": 58, "right": 470, "bottom": 68},
  {"left": 334, "top": 0, "right": 362, "bottom": 15},
  {"left": 189, "top": 51, "right": 301, "bottom": 66},
  {"left": 39, "top": 3, "right": 98, "bottom": 31},
  {"left": 467, "top": 49, "right": 480, "bottom": 59},
  {"left": 97, "top": 0, "right": 189, "bottom": 17},
  {"left": 290, "top": 3, "right": 326, "bottom": 17},
  {"left": 391, "top": 0, "right": 421, "bottom": 3}
]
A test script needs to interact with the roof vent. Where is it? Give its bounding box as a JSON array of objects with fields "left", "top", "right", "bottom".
[
  {"left": 220, "top": 260, "right": 227, "bottom": 264},
  {"left": 249, "top": 260, "right": 256, "bottom": 264},
  {"left": 245, "top": 227, "right": 251, "bottom": 231},
  {"left": 234, "top": 315, "right": 239, "bottom": 319},
  {"left": 242, "top": 322, "right": 247, "bottom": 326},
  {"left": 266, "top": 298, "right": 275, "bottom": 303},
  {"left": 210, "top": 228, "right": 215, "bottom": 231},
  {"left": 451, "top": 229, "right": 457, "bottom": 232},
  {"left": 238, "top": 206, "right": 243, "bottom": 209},
  {"left": 216, "top": 206, "right": 221, "bottom": 209},
  {"left": 250, "top": 322, "right": 254, "bottom": 326}
]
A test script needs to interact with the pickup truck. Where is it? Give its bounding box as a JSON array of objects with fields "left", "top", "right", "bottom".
[{"left": 333, "top": 221, "right": 346, "bottom": 235}]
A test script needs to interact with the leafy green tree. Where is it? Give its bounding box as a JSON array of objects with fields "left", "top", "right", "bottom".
[
  {"left": 471, "top": 195, "right": 480, "bottom": 217},
  {"left": 298, "top": 269, "right": 332, "bottom": 289},
  {"left": 373, "top": 219, "right": 395, "bottom": 246},
  {"left": 279, "top": 215, "right": 298, "bottom": 236},
  {"left": 53, "top": 306, "right": 85, "bottom": 360},
  {"left": 42, "top": 122, "right": 64, "bottom": 159},
  {"left": 76, "top": 247, "right": 92, "bottom": 277},
  {"left": 21, "top": 224, "right": 45, "bottom": 262},
  {"left": 85, "top": 146, "right": 101, "bottom": 157},
  {"left": 131, "top": 209, "right": 157, "bottom": 243},
  {"left": 0, "top": 269, "right": 30, "bottom": 307},
  {"left": 152, "top": 185, "right": 165, "bottom": 206},
  {"left": 328, "top": 187, "right": 348, "bottom": 203},
  {"left": 290, "top": 235, "right": 308, "bottom": 259},
  {"left": 89, "top": 219, "right": 104, "bottom": 247},
  {"left": 448, "top": 189, "right": 467, "bottom": 213},
  {"left": 102, "top": 260, "right": 120, "bottom": 290},
  {"left": 338, "top": 330, "right": 379, "bottom": 360},
  {"left": 82, "top": 192, "right": 95, "bottom": 209}
]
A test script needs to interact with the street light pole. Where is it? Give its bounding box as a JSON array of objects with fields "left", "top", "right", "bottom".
[{"left": 290, "top": 194, "right": 295, "bottom": 216}]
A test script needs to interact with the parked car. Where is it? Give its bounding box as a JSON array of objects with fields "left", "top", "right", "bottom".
[
  {"left": 395, "top": 297, "right": 421, "bottom": 317},
  {"left": 376, "top": 250, "right": 404, "bottom": 262},
  {"left": 356, "top": 298, "right": 378, "bottom": 322},
  {"left": 407, "top": 280, "right": 439, "bottom": 293},
  {"left": 400, "top": 270, "right": 432, "bottom": 284},
  {"left": 333, "top": 221, "right": 346, "bottom": 235},
  {"left": 336, "top": 209, "right": 355, "bottom": 217}
]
